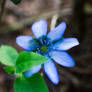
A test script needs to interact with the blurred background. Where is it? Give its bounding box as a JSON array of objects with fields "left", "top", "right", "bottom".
[{"left": 0, "top": 0, "right": 92, "bottom": 92}]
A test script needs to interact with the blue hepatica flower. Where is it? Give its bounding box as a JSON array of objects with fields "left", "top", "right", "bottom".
[{"left": 16, "top": 20, "right": 79, "bottom": 85}]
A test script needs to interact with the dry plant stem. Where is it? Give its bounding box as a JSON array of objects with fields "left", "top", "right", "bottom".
[
  {"left": 0, "top": 0, "right": 6, "bottom": 23},
  {"left": 50, "top": 14, "right": 59, "bottom": 30},
  {"left": 0, "top": 8, "right": 71, "bottom": 35}
]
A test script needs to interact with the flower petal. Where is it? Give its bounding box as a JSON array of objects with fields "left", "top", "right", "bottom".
[
  {"left": 32, "top": 20, "right": 48, "bottom": 39},
  {"left": 52, "top": 38, "right": 79, "bottom": 51},
  {"left": 43, "top": 58, "right": 59, "bottom": 85},
  {"left": 16, "top": 36, "right": 39, "bottom": 51},
  {"left": 24, "top": 65, "right": 41, "bottom": 77},
  {"left": 47, "top": 22, "right": 66, "bottom": 42},
  {"left": 49, "top": 50, "right": 75, "bottom": 67}
]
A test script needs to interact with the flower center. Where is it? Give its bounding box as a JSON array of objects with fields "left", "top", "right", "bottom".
[{"left": 41, "top": 46, "right": 48, "bottom": 54}]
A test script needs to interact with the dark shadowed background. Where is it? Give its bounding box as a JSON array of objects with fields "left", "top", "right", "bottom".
[{"left": 0, "top": 0, "right": 92, "bottom": 92}]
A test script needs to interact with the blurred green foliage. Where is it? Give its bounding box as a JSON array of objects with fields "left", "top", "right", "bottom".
[{"left": 11, "top": 0, "right": 22, "bottom": 4}]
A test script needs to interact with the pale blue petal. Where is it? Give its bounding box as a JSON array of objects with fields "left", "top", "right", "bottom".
[
  {"left": 49, "top": 50, "right": 75, "bottom": 67},
  {"left": 43, "top": 59, "right": 59, "bottom": 85},
  {"left": 24, "top": 65, "right": 41, "bottom": 77},
  {"left": 32, "top": 20, "right": 48, "bottom": 39},
  {"left": 52, "top": 38, "right": 79, "bottom": 51},
  {"left": 47, "top": 22, "right": 66, "bottom": 42},
  {"left": 16, "top": 36, "right": 39, "bottom": 51}
]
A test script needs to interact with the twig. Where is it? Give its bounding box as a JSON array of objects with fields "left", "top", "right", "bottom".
[{"left": 0, "top": 8, "right": 72, "bottom": 35}]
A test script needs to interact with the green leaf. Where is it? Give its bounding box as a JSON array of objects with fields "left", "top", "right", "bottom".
[
  {"left": 16, "top": 52, "right": 48, "bottom": 73},
  {"left": 4, "top": 67, "right": 15, "bottom": 74},
  {"left": 0, "top": 45, "right": 18, "bottom": 66},
  {"left": 11, "top": 0, "right": 22, "bottom": 4},
  {"left": 14, "top": 74, "right": 49, "bottom": 92}
]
